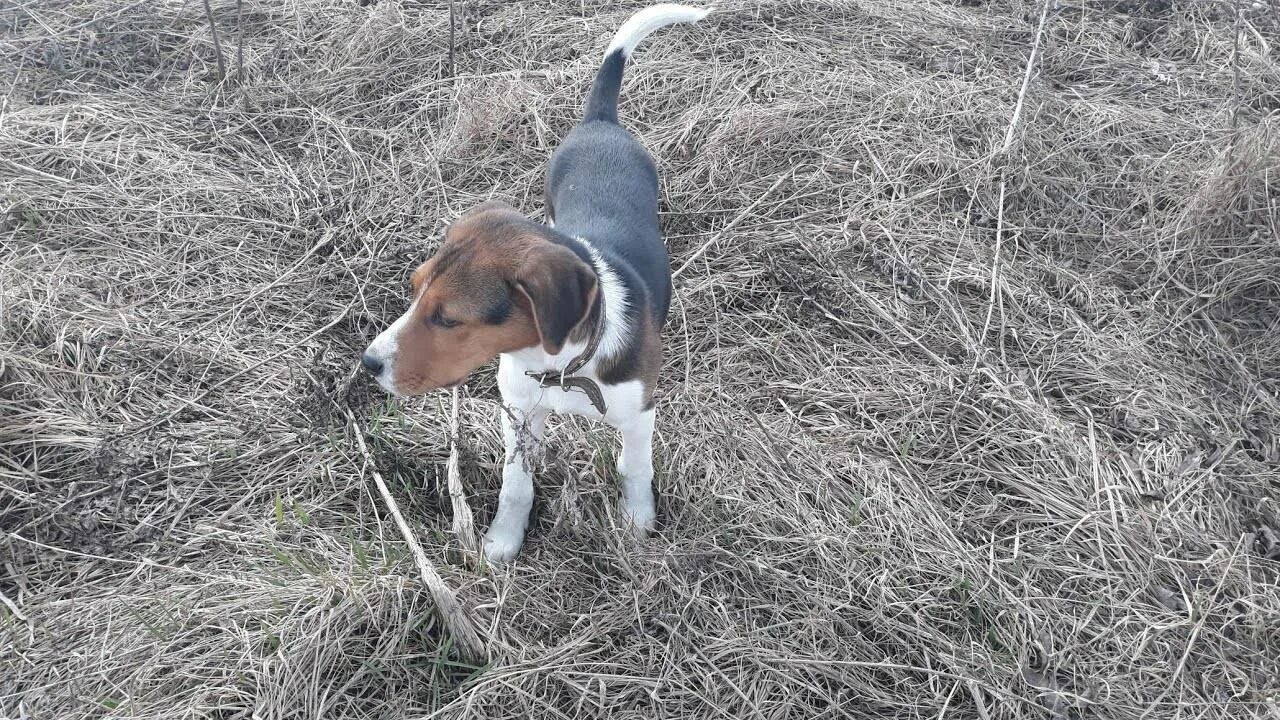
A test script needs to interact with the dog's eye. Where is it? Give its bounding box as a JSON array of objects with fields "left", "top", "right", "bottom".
[{"left": 430, "top": 311, "right": 461, "bottom": 329}]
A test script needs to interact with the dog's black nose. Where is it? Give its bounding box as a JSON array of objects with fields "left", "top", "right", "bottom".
[{"left": 361, "top": 352, "right": 384, "bottom": 376}]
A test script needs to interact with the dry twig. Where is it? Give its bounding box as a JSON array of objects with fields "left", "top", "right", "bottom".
[{"left": 343, "top": 407, "right": 488, "bottom": 665}]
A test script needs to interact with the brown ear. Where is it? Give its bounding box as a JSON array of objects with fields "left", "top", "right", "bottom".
[{"left": 513, "top": 244, "right": 597, "bottom": 355}]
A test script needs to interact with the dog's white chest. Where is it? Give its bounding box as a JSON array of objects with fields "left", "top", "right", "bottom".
[{"left": 497, "top": 353, "right": 644, "bottom": 427}]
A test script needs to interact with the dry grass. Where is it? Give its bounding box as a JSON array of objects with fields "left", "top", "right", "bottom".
[{"left": 3, "top": 0, "right": 1280, "bottom": 717}]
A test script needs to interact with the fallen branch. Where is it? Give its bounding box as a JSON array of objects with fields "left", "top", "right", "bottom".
[{"left": 342, "top": 405, "right": 488, "bottom": 665}]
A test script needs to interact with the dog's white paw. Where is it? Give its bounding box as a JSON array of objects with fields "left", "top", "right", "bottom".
[
  {"left": 619, "top": 499, "right": 656, "bottom": 539},
  {"left": 483, "top": 527, "right": 524, "bottom": 564}
]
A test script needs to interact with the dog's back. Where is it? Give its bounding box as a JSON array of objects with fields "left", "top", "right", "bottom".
[{"left": 544, "top": 4, "right": 710, "bottom": 323}]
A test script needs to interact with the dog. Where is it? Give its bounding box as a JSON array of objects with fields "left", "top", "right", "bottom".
[{"left": 361, "top": 4, "right": 710, "bottom": 563}]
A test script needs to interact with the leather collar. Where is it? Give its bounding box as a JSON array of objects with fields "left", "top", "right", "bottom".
[{"left": 524, "top": 275, "right": 608, "bottom": 415}]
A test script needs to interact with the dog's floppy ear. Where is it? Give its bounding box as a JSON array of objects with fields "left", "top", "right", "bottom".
[{"left": 513, "top": 244, "right": 597, "bottom": 355}]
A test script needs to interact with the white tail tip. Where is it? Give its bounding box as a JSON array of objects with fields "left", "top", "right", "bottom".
[{"left": 603, "top": 4, "right": 712, "bottom": 60}]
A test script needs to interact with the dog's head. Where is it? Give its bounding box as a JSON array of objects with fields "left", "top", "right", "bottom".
[{"left": 361, "top": 201, "right": 598, "bottom": 396}]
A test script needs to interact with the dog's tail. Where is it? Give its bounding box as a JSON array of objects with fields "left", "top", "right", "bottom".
[{"left": 582, "top": 4, "right": 711, "bottom": 123}]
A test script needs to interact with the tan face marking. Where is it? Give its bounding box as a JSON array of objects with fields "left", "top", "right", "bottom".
[
  {"left": 362, "top": 203, "right": 596, "bottom": 396},
  {"left": 389, "top": 259, "right": 539, "bottom": 394}
]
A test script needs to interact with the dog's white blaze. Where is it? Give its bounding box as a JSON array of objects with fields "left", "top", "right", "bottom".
[
  {"left": 579, "top": 238, "right": 631, "bottom": 362},
  {"left": 604, "top": 3, "right": 711, "bottom": 59},
  {"left": 366, "top": 288, "right": 424, "bottom": 395}
]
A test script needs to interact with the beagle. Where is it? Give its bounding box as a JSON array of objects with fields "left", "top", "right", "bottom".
[{"left": 361, "top": 4, "right": 711, "bottom": 563}]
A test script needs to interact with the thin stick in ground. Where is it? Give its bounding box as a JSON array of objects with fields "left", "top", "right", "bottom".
[
  {"left": 979, "top": 0, "right": 1052, "bottom": 354},
  {"left": 201, "top": 0, "right": 227, "bottom": 81},
  {"left": 342, "top": 406, "right": 489, "bottom": 665},
  {"left": 448, "top": 0, "right": 457, "bottom": 78}
]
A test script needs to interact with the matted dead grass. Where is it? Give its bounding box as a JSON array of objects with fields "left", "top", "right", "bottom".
[{"left": 3, "top": 0, "right": 1280, "bottom": 718}]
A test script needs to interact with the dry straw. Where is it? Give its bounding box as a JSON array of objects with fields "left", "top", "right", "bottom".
[{"left": 3, "top": 1, "right": 1280, "bottom": 718}]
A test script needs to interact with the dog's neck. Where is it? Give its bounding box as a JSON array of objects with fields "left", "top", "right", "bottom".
[{"left": 507, "top": 234, "right": 630, "bottom": 375}]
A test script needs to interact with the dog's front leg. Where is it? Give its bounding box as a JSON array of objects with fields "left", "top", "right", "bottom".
[
  {"left": 484, "top": 404, "right": 546, "bottom": 563},
  {"left": 616, "top": 409, "right": 656, "bottom": 537}
]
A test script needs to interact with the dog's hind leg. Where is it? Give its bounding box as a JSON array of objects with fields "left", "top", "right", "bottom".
[
  {"left": 485, "top": 405, "right": 547, "bottom": 563},
  {"left": 616, "top": 409, "right": 657, "bottom": 537}
]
